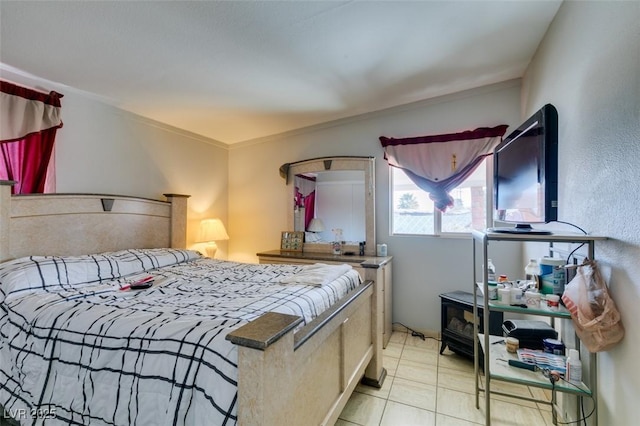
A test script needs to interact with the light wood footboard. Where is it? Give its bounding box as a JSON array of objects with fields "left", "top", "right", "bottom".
[{"left": 227, "top": 277, "right": 385, "bottom": 426}]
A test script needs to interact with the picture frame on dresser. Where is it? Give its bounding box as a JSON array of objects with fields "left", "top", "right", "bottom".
[{"left": 280, "top": 231, "right": 304, "bottom": 252}]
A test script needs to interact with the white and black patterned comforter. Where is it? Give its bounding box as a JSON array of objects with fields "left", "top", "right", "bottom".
[{"left": 0, "top": 249, "right": 360, "bottom": 425}]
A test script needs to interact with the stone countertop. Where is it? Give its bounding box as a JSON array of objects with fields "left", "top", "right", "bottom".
[
  {"left": 226, "top": 311, "right": 302, "bottom": 350},
  {"left": 256, "top": 249, "right": 392, "bottom": 268}
]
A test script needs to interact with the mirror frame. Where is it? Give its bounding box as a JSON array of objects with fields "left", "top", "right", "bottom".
[{"left": 285, "top": 156, "right": 376, "bottom": 256}]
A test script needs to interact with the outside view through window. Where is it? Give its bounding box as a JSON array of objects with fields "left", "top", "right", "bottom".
[{"left": 392, "top": 160, "right": 489, "bottom": 235}]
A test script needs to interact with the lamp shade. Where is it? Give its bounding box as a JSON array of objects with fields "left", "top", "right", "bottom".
[
  {"left": 307, "top": 218, "right": 325, "bottom": 232},
  {"left": 196, "top": 218, "right": 229, "bottom": 243}
]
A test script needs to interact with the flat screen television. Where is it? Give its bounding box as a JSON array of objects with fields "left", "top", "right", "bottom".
[{"left": 491, "top": 104, "right": 558, "bottom": 234}]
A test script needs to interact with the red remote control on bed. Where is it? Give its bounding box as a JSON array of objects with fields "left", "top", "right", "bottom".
[
  {"left": 130, "top": 280, "right": 154, "bottom": 290},
  {"left": 126, "top": 275, "right": 154, "bottom": 290}
]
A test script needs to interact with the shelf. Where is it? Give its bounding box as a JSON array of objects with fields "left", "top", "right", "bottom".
[
  {"left": 479, "top": 334, "right": 591, "bottom": 396},
  {"left": 486, "top": 302, "right": 571, "bottom": 318},
  {"left": 472, "top": 229, "right": 601, "bottom": 426},
  {"left": 476, "top": 282, "right": 572, "bottom": 318},
  {"left": 472, "top": 229, "right": 606, "bottom": 243}
]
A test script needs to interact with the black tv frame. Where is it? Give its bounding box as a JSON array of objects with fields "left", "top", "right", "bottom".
[{"left": 490, "top": 104, "right": 558, "bottom": 235}]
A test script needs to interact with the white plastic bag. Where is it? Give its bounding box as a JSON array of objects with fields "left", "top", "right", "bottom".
[{"left": 562, "top": 260, "right": 624, "bottom": 352}]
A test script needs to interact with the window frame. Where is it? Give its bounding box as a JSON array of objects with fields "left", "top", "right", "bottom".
[{"left": 389, "top": 156, "right": 494, "bottom": 238}]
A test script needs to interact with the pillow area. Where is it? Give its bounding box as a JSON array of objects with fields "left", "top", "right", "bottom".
[{"left": 0, "top": 248, "right": 200, "bottom": 301}]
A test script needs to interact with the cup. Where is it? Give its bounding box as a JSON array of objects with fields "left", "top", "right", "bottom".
[
  {"left": 498, "top": 287, "right": 511, "bottom": 305},
  {"left": 546, "top": 294, "right": 560, "bottom": 310},
  {"left": 506, "top": 337, "right": 519, "bottom": 353},
  {"left": 510, "top": 287, "right": 523, "bottom": 304},
  {"left": 332, "top": 241, "right": 342, "bottom": 255},
  {"left": 525, "top": 291, "right": 541, "bottom": 308}
]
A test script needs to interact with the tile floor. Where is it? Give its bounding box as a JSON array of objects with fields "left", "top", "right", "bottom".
[{"left": 336, "top": 331, "right": 555, "bottom": 426}]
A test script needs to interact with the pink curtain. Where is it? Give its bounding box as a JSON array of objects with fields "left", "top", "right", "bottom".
[
  {"left": 1, "top": 131, "right": 57, "bottom": 194},
  {"left": 294, "top": 187, "right": 316, "bottom": 230},
  {"left": 0, "top": 80, "right": 63, "bottom": 194},
  {"left": 380, "top": 125, "right": 508, "bottom": 211},
  {"left": 294, "top": 174, "right": 317, "bottom": 230},
  {"left": 303, "top": 190, "right": 315, "bottom": 230}
]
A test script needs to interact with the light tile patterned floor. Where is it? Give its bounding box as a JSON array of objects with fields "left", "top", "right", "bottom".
[{"left": 336, "top": 331, "right": 555, "bottom": 426}]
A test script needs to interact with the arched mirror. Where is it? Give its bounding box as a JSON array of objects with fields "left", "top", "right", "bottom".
[{"left": 280, "top": 156, "right": 375, "bottom": 256}]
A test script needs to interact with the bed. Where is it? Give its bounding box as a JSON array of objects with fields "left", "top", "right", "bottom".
[{"left": 0, "top": 182, "right": 386, "bottom": 426}]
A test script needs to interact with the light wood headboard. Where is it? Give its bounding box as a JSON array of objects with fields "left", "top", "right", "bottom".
[{"left": 0, "top": 181, "right": 189, "bottom": 262}]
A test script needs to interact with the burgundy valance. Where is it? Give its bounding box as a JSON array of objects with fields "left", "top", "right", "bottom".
[
  {"left": 1, "top": 80, "right": 64, "bottom": 143},
  {"left": 380, "top": 125, "right": 508, "bottom": 147}
]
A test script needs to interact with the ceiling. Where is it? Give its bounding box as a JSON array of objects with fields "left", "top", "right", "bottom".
[{"left": 0, "top": 1, "right": 561, "bottom": 145}]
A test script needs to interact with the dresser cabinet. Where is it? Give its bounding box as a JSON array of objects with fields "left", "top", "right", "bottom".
[{"left": 256, "top": 250, "right": 393, "bottom": 348}]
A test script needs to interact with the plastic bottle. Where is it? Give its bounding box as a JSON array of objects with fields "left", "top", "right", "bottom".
[
  {"left": 565, "top": 349, "right": 582, "bottom": 384},
  {"left": 539, "top": 257, "right": 567, "bottom": 295},
  {"left": 487, "top": 259, "right": 496, "bottom": 282},
  {"left": 487, "top": 282, "right": 498, "bottom": 300},
  {"left": 524, "top": 258, "right": 541, "bottom": 289}
]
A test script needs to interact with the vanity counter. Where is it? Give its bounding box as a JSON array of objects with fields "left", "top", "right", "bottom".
[
  {"left": 257, "top": 249, "right": 393, "bottom": 348},
  {"left": 256, "top": 249, "right": 392, "bottom": 268}
]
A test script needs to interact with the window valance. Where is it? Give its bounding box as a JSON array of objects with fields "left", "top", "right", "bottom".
[
  {"left": 380, "top": 125, "right": 508, "bottom": 212},
  {"left": 1, "top": 80, "right": 63, "bottom": 142}
]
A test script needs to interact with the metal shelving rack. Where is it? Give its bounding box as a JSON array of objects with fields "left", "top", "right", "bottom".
[{"left": 471, "top": 230, "right": 606, "bottom": 426}]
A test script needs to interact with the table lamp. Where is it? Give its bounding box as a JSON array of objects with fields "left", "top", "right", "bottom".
[
  {"left": 307, "top": 217, "right": 325, "bottom": 233},
  {"left": 306, "top": 217, "right": 325, "bottom": 242},
  {"left": 197, "top": 218, "right": 229, "bottom": 258}
]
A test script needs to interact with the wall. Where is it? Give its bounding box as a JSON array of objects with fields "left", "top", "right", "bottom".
[
  {"left": 229, "top": 80, "right": 524, "bottom": 332},
  {"left": 0, "top": 67, "right": 230, "bottom": 255},
  {"left": 521, "top": 2, "right": 639, "bottom": 424}
]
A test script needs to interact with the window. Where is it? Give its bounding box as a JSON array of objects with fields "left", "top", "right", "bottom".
[
  {"left": 381, "top": 124, "right": 507, "bottom": 236},
  {"left": 391, "top": 157, "right": 492, "bottom": 236}
]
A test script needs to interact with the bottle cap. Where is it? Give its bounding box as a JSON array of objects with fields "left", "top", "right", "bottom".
[{"left": 569, "top": 348, "right": 580, "bottom": 360}]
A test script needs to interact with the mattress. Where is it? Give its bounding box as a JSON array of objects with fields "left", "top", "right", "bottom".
[{"left": 0, "top": 249, "right": 361, "bottom": 425}]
